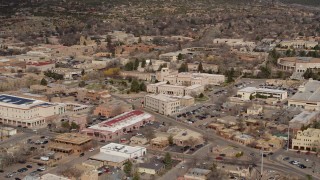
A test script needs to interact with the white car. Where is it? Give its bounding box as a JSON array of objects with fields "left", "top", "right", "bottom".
[
  {"left": 292, "top": 161, "right": 300, "bottom": 165},
  {"left": 38, "top": 166, "right": 46, "bottom": 171},
  {"left": 89, "top": 148, "right": 94, "bottom": 152}
]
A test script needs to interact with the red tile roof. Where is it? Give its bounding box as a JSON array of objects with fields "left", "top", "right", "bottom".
[{"left": 101, "top": 110, "right": 144, "bottom": 127}]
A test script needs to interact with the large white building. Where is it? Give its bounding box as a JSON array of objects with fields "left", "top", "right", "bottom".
[
  {"left": 237, "top": 87, "right": 287, "bottom": 101},
  {"left": 292, "top": 128, "right": 320, "bottom": 151},
  {"left": 288, "top": 79, "right": 320, "bottom": 110},
  {"left": 280, "top": 40, "right": 318, "bottom": 49},
  {"left": 277, "top": 57, "right": 320, "bottom": 72},
  {"left": 147, "top": 82, "right": 204, "bottom": 96},
  {"left": 90, "top": 143, "right": 146, "bottom": 167},
  {"left": 144, "top": 94, "right": 180, "bottom": 115},
  {"left": 163, "top": 72, "right": 225, "bottom": 86},
  {"left": 0, "top": 94, "right": 65, "bottom": 128}
]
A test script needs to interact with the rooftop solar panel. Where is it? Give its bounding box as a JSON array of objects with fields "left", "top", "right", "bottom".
[{"left": 0, "top": 94, "right": 35, "bottom": 105}]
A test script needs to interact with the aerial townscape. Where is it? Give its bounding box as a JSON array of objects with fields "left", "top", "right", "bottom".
[{"left": 0, "top": 0, "right": 320, "bottom": 180}]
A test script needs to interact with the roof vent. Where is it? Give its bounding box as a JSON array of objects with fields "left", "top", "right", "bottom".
[{"left": 298, "top": 85, "right": 305, "bottom": 92}]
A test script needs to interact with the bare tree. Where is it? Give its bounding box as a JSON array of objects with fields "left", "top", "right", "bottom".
[
  {"left": 58, "top": 167, "right": 82, "bottom": 179},
  {"left": 143, "top": 128, "right": 156, "bottom": 141}
]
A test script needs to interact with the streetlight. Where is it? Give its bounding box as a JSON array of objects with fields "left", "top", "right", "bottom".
[{"left": 287, "top": 125, "right": 290, "bottom": 151}]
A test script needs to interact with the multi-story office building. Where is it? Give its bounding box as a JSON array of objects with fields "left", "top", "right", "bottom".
[
  {"left": 147, "top": 82, "right": 204, "bottom": 96},
  {"left": 0, "top": 94, "right": 66, "bottom": 128},
  {"left": 292, "top": 128, "right": 320, "bottom": 151},
  {"left": 144, "top": 94, "right": 180, "bottom": 115}
]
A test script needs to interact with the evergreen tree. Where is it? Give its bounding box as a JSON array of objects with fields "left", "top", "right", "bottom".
[
  {"left": 40, "top": 78, "right": 48, "bottom": 86},
  {"left": 163, "top": 152, "right": 172, "bottom": 169},
  {"left": 177, "top": 53, "right": 183, "bottom": 60},
  {"left": 134, "top": 59, "right": 139, "bottom": 70},
  {"left": 178, "top": 62, "right": 188, "bottom": 72},
  {"left": 78, "top": 81, "right": 86, "bottom": 87},
  {"left": 141, "top": 59, "right": 146, "bottom": 68},
  {"left": 124, "top": 160, "right": 133, "bottom": 176},
  {"left": 139, "top": 82, "right": 146, "bottom": 91},
  {"left": 168, "top": 135, "right": 174, "bottom": 146},
  {"left": 198, "top": 62, "right": 203, "bottom": 73},
  {"left": 124, "top": 62, "right": 134, "bottom": 71},
  {"left": 131, "top": 79, "right": 140, "bottom": 93}
]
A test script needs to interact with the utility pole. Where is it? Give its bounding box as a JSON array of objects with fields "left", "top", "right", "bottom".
[
  {"left": 287, "top": 125, "right": 290, "bottom": 151},
  {"left": 261, "top": 151, "right": 264, "bottom": 178}
]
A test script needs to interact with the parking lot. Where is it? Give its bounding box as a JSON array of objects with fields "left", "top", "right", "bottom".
[
  {"left": 3, "top": 161, "right": 47, "bottom": 179},
  {"left": 280, "top": 154, "right": 320, "bottom": 175}
]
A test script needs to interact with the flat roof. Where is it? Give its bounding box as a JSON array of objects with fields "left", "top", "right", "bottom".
[
  {"left": 54, "top": 133, "right": 92, "bottom": 145},
  {"left": 101, "top": 143, "right": 145, "bottom": 154},
  {"left": 290, "top": 80, "right": 320, "bottom": 102},
  {"left": 88, "top": 110, "right": 152, "bottom": 133},
  {"left": 139, "top": 160, "right": 164, "bottom": 170},
  {"left": 40, "top": 173, "right": 69, "bottom": 180},
  {"left": 186, "top": 168, "right": 211, "bottom": 176},
  {"left": 0, "top": 94, "right": 55, "bottom": 109},
  {"left": 234, "top": 134, "right": 254, "bottom": 140},
  {"left": 145, "top": 94, "right": 180, "bottom": 102},
  {"left": 290, "top": 111, "right": 319, "bottom": 123},
  {"left": 238, "top": 87, "right": 286, "bottom": 94},
  {"left": 90, "top": 152, "right": 127, "bottom": 163},
  {"left": 185, "top": 84, "right": 203, "bottom": 90}
]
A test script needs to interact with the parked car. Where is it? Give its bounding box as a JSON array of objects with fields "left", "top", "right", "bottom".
[
  {"left": 283, "top": 157, "right": 290, "bottom": 161},
  {"left": 89, "top": 148, "right": 94, "bottom": 152},
  {"left": 297, "top": 164, "right": 306, "bottom": 169},
  {"left": 79, "top": 153, "right": 85, "bottom": 157},
  {"left": 26, "top": 165, "right": 32, "bottom": 169},
  {"left": 37, "top": 167, "right": 46, "bottom": 171}
]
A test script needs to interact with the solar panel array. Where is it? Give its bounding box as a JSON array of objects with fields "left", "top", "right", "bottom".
[{"left": 0, "top": 94, "right": 35, "bottom": 105}]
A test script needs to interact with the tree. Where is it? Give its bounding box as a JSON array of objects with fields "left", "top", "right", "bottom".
[
  {"left": 131, "top": 79, "right": 140, "bottom": 93},
  {"left": 225, "top": 68, "right": 235, "bottom": 83},
  {"left": 61, "top": 121, "right": 71, "bottom": 130},
  {"left": 124, "top": 62, "right": 134, "bottom": 71},
  {"left": 157, "top": 63, "right": 167, "bottom": 71},
  {"left": 199, "top": 93, "right": 204, "bottom": 98},
  {"left": 257, "top": 66, "right": 271, "bottom": 79},
  {"left": 104, "top": 67, "right": 120, "bottom": 76},
  {"left": 133, "top": 171, "right": 140, "bottom": 180},
  {"left": 139, "top": 82, "right": 146, "bottom": 91},
  {"left": 141, "top": 59, "right": 146, "bottom": 68},
  {"left": 78, "top": 81, "right": 86, "bottom": 87},
  {"left": 144, "top": 129, "right": 155, "bottom": 141},
  {"left": 163, "top": 152, "right": 172, "bottom": 169},
  {"left": 81, "top": 69, "right": 85, "bottom": 76},
  {"left": 198, "top": 62, "right": 203, "bottom": 73},
  {"left": 134, "top": 59, "right": 139, "bottom": 70},
  {"left": 124, "top": 160, "right": 133, "bottom": 176},
  {"left": 177, "top": 53, "right": 183, "bottom": 60},
  {"left": 303, "top": 68, "right": 314, "bottom": 79},
  {"left": 70, "top": 122, "right": 80, "bottom": 130},
  {"left": 168, "top": 135, "right": 174, "bottom": 146},
  {"left": 40, "top": 78, "right": 47, "bottom": 86},
  {"left": 178, "top": 62, "right": 188, "bottom": 72}
]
